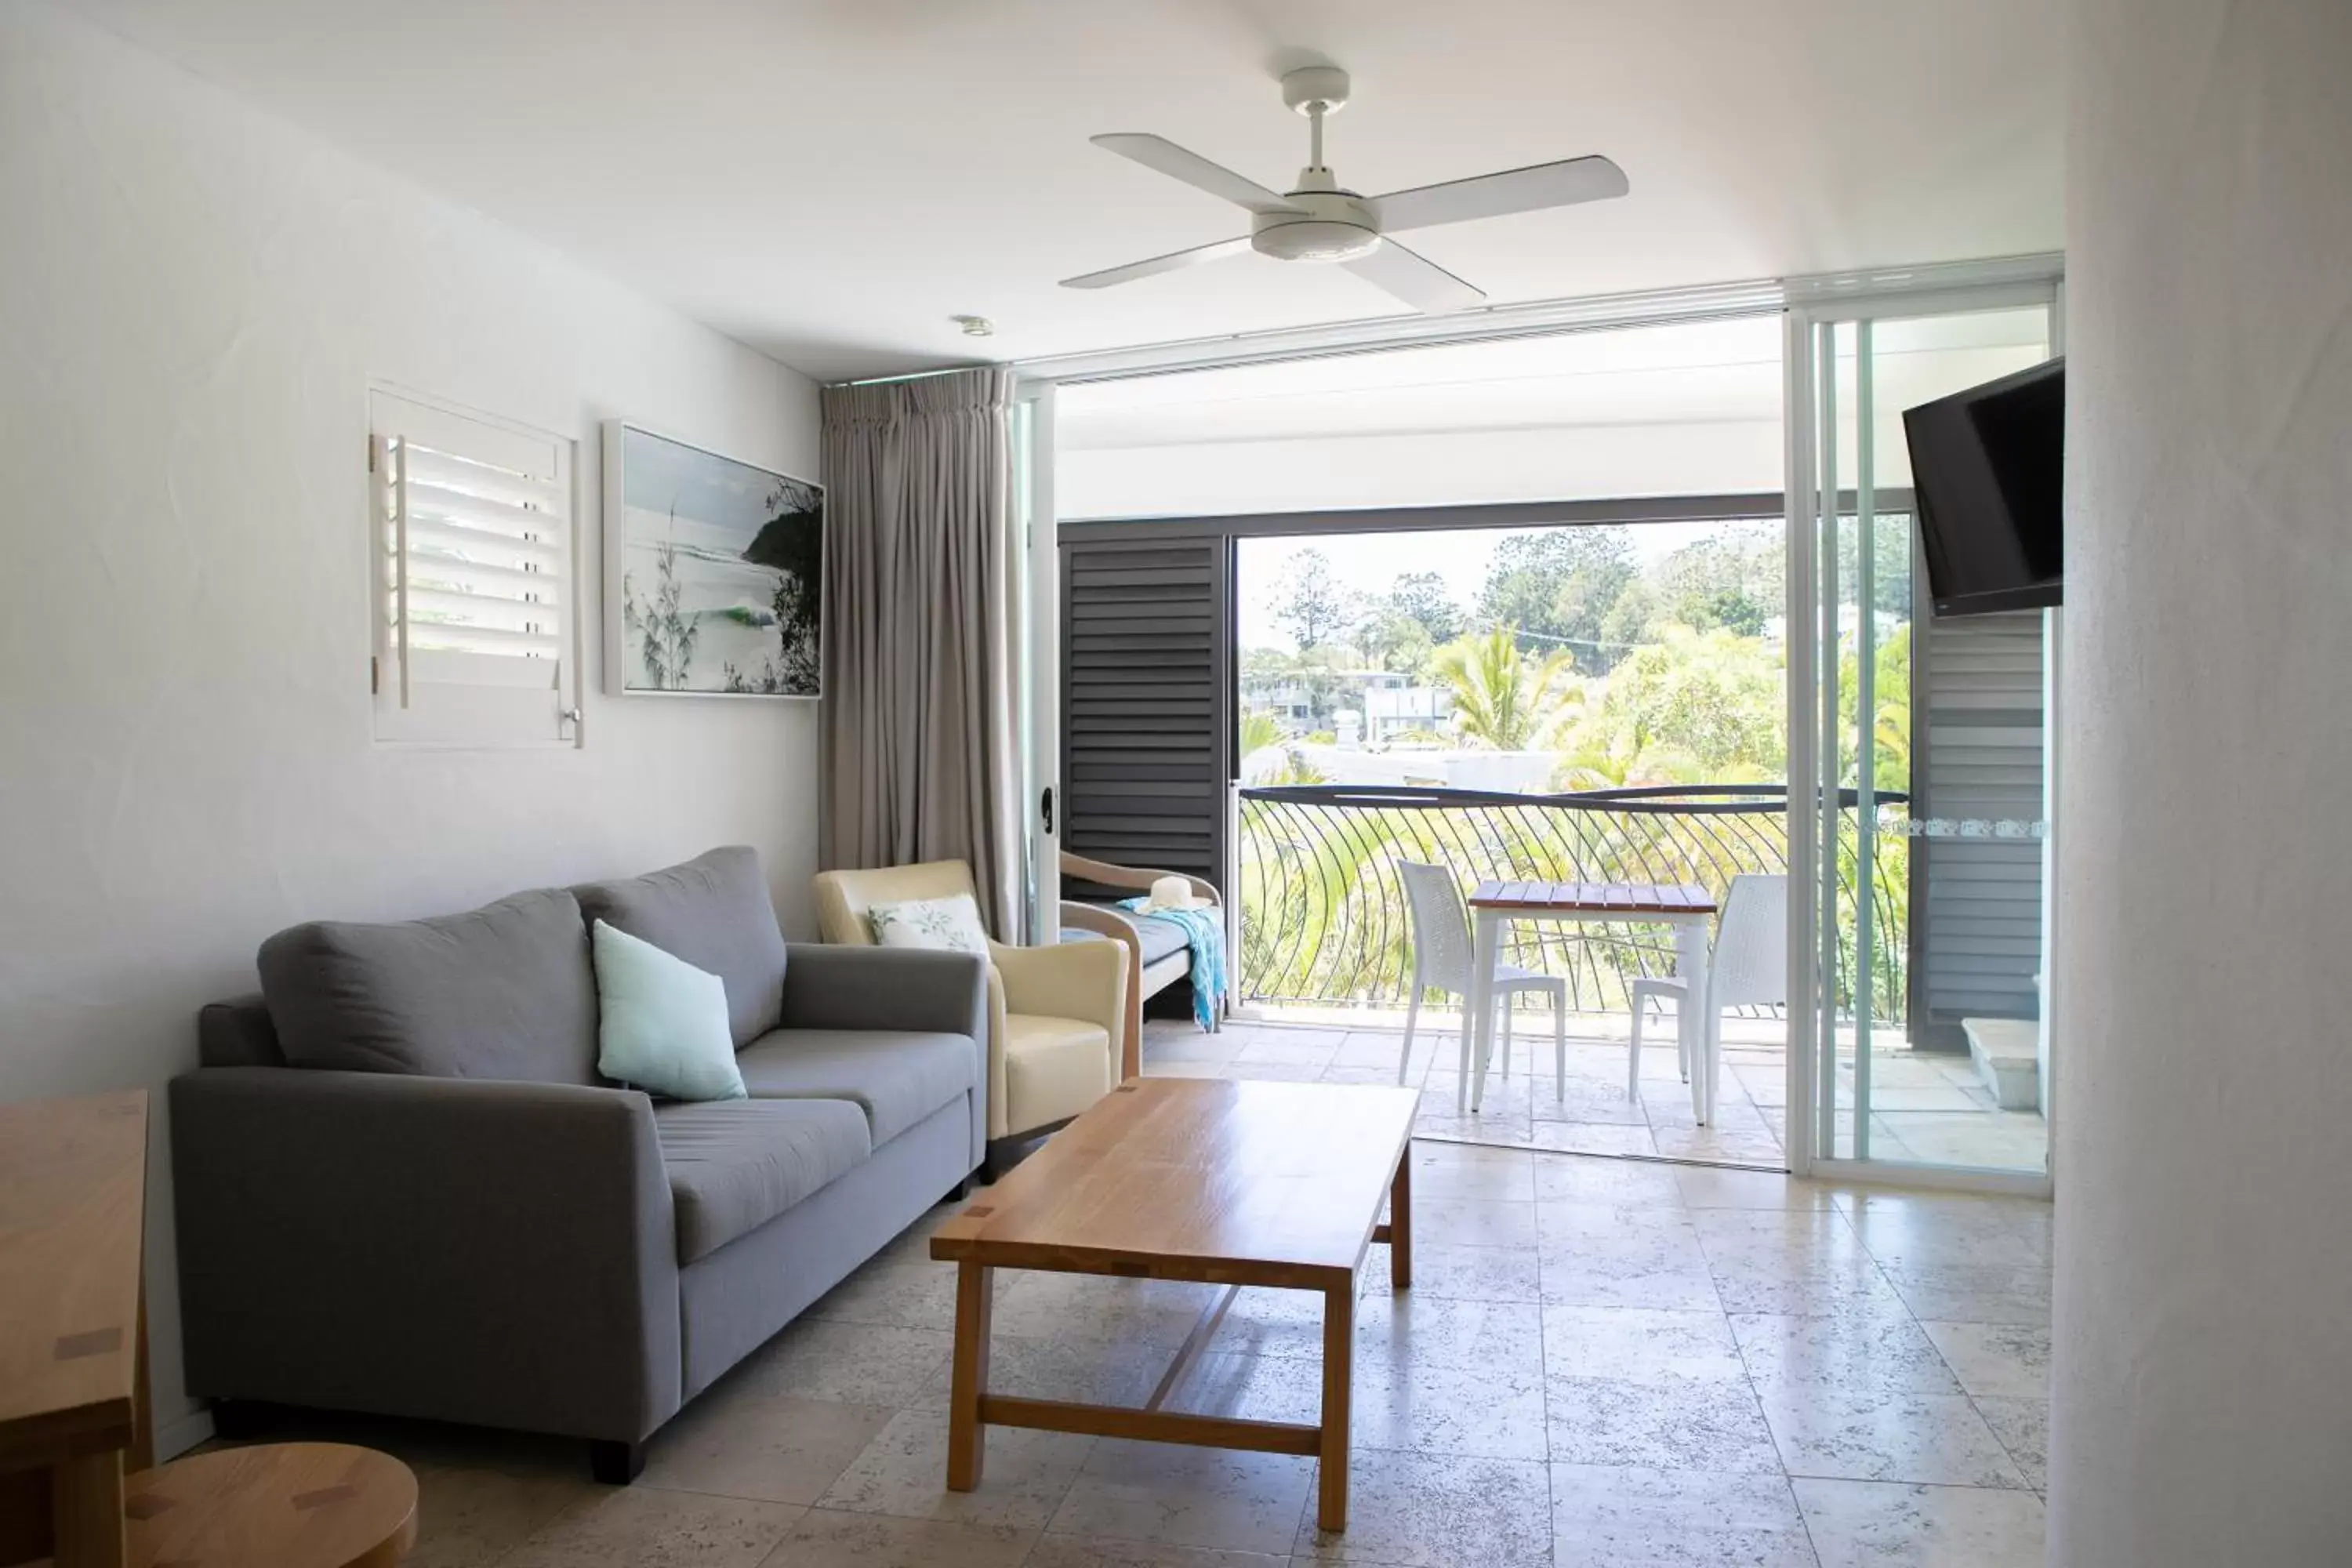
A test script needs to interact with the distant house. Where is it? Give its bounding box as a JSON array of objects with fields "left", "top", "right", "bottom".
[
  {"left": 1360, "top": 678, "right": 1454, "bottom": 742},
  {"left": 1244, "top": 665, "right": 1453, "bottom": 740}
]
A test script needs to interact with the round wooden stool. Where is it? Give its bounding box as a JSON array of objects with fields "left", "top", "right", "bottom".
[{"left": 125, "top": 1442, "right": 418, "bottom": 1567}]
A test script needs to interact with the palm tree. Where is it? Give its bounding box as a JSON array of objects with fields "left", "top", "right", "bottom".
[
  {"left": 1431, "top": 626, "right": 1582, "bottom": 750},
  {"left": 1238, "top": 711, "right": 1287, "bottom": 760},
  {"left": 1267, "top": 748, "right": 1328, "bottom": 786}
]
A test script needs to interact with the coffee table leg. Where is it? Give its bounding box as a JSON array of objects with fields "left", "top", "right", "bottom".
[
  {"left": 1388, "top": 1154, "right": 1413, "bottom": 1290},
  {"left": 1317, "top": 1280, "right": 1352, "bottom": 1533},
  {"left": 946, "top": 1261, "right": 993, "bottom": 1491}
]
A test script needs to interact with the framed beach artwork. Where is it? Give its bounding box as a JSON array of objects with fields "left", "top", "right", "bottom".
[{"left": 601, "top": 422, "right": 824, "bottom": 698}]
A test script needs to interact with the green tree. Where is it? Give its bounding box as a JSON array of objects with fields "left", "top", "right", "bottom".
[
  {"left": 1238, "top": 710, "right": 1287, "bottom": 759},
  {"left": 1351, "top": 604, "right": 1436, "bottom": 673},
  {"left": 1267, "top": 747, "right": 1329, "bottom": 786},
  {"left": 1838, "top": 514, "right": 1915, "bottom": 618},
  {"left": 1838, "top": 631, "right": 1912, "bottom": 791},
  {"left": 1657, "top": 533, "right": 1784, "bottom": 631},
  {"left": 1557, "top": 625, "right": 1784, "bottom": 785},
  {"left": 1598, "top": 577, "right": 1661, "bottom": 649},
  {"left": 1273, "top": 547, "right": 1351, "bottom": 649},
  {"left": 1476, "top": 529, "right": 1639, "bottom": 673},
  {"left": 1387, "top": 572, "right": 1462, "bottom": 643},
  {"left": 1240, "top": 644, "right": 1354, "bottom": 731},
  {"left": 1431, "top": 626, "right": 1583, "bottom": 750}
]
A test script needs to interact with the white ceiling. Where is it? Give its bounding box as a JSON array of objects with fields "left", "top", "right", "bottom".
[
  {"left": 60, "top": 0, "right": 2063, "bottom": 382},
  {"left": 1054, "top": 307, "right": 2053, "bottom": 516}
]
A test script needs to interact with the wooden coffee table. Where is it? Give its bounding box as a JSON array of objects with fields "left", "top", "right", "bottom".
[{"left": 931, "top": 1076, "right": 1418, "bottom": 1534}]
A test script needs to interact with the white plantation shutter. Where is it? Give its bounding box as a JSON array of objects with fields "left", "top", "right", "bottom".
[
  {"left": 1911, "top": 608, "right": 2045, "bottom": 1042},
  {"left": 368, "top": 391, "right": 577, "bottom": 746}
]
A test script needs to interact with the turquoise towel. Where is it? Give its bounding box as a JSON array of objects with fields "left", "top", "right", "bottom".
[{"left": 1116, "top": 899, "right": 1226, "bottom": 1030}]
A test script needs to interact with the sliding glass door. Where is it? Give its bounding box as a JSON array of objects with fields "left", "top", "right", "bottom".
[
  {"left": 1012, "top": 383, "right": 1059, "bottom": 944},
  {"left": 1785, "top": 292, "right": 2058, "bottom": 1189}
]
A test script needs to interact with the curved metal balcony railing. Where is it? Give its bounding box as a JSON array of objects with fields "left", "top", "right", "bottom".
[{"left": 1236, "top": 782, "right": 1907, "bottom": 1022}]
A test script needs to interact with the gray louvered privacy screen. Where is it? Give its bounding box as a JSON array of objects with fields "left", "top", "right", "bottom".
[
  {"left": 1058, "top": 534, "right": 1232, "bottom": 892},
  {"left": 1910, "top": 608, "right": 2046, "bottom": 1047}
]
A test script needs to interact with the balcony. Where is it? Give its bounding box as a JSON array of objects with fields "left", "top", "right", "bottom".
[{"left": 1229, "top": 783, "right": 2047, "bottom": 1172}]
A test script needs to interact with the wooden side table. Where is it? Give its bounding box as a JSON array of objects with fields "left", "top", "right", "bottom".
[
  {"left": 125, "top": 1444, "right": 417, "bottom": 1568},
  {"left": 0, "top": 1091, "right": 151, "bottom": 1568},
  {"left": 0, "top": 1094, "right": 417, "bottom": 1568}
]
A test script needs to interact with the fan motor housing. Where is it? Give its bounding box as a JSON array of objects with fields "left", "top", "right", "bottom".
[{"left": 1252, "top": 189, "right": 1379, "bottom": 263}]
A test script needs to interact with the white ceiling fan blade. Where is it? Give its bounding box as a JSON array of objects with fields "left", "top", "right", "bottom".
[
  {"left": 1370, "top": 154, "right": 1629, "bottom": 233},
  {"left": 1341, "top": 238, "right": 1486, "bottom": 314},
  {"left": 1091, "top": 133, "right": 1304, "bottom": 216},
  {"left": 1061, "top": 236, "right": 1254, "bottom": 290}
]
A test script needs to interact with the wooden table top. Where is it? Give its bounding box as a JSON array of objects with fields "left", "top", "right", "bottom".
[
  {"left": 125, "top": 1443, "right": 418, "bottom": 1568},
  {"left": 1468, "top": 880, "right": 1717, "bottom": 916},
  {"left": 932, "top": 1077, "right": 1419, "bottom": 1290},
  {"left": 0, "top": 1090, "right": 147, "bottom": 1465}
]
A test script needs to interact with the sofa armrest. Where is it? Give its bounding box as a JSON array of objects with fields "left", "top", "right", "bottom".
[
  {"left": 169, "top": 1068, "right": 680, "bottom": 1444},
  {"left": 779, "top": 944, "right": 989, "bottom": 1041},
  {"left": 991, "top": 938, "right": 1131, "bottom": 1083}
]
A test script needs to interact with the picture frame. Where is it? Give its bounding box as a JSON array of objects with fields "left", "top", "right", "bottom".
[{"left": 601, "top": 420, "right": 824, "bottom": 699}]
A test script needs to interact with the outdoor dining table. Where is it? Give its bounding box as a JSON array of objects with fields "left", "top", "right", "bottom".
[{"left": 1461, "top": 880, "right": 1721, "bottom": 1122}]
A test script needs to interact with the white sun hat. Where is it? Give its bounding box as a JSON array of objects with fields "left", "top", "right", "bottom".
[{"left": 1138, "top": 874, "right": 1214, "bottom": 913}]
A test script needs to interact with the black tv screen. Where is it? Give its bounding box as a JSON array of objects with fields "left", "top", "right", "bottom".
[{"left": 1904, "top": 356, "right": 2064, "bottom": 616}]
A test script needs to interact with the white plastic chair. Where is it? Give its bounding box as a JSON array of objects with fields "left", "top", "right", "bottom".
[
  {"left": 1628, "top": 873, "right": 1787, "bottom": 1121},
  {"left": 1397, "top": 862, "right": 1568, "bottom": 1098}
]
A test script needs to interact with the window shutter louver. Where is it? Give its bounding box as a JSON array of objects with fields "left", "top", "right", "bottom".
[
  {"left": 1058, "top": 535, "right": 1232, "bottom": 892},
  {"left": 1911, "top": 606, "right": 2045, "bottom": 1043},
  {"left": 369, "top": 390, "right": 575, "bottom": 746}
]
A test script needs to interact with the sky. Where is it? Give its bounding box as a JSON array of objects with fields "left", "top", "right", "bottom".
[
  {"left": 621, "top": 425, "right": 817, "bottom": 546},
  {"left": 1236, "top": 518, "right": 1777, "bottom": 652}
]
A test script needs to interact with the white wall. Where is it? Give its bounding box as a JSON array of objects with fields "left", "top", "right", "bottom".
[
  {"left": 0, "top": 1, "right": 822, "bottom": 1452},
  {"left": 2053, "top": 1, "right": 2352, "bottom": 1561}
]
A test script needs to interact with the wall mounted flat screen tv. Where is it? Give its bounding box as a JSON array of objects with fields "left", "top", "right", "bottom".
[{"left": 1904, "top": 356, "right": 2064, "bottom": 616}]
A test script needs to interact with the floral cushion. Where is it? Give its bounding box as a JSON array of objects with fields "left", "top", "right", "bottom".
[{"left": 865, "top": 892, "right": 990, "bottom": 954}]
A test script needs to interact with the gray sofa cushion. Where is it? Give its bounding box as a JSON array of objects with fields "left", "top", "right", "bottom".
[
  {"left": 735, "top": 1029, "right": 976, "bottom": 1147},
  {"left": 654, "top": 1098, "right": 871, "bottom": 1265},
  {"left": 575, "top": 847, "right": 787, "bottom": 1048},
  {"left": 258, "top": 889, "right": 599, "bottom": 1083}
]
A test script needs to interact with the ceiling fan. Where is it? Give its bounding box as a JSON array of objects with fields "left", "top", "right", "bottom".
[{"left": 1062, "top": 65, "right": 1628, "bottom": 314}]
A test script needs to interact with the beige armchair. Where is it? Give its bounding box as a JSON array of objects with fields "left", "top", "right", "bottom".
[{"left": 813, "top": 861, "right": 1127, "bottom": 1174}]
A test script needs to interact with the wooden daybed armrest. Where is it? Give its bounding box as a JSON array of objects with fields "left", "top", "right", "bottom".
[{"left": 1058, "top": 850, "right": 1221, "bottom": 906}]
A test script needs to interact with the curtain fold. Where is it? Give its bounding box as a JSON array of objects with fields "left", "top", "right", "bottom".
[{"left": 818, "top": 368, "right": 1018, "bottom": 937}]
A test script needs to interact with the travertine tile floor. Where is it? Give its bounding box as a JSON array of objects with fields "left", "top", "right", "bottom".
[
  {"left": 1225, "top": 1010, "right": 2049, "bottom": 1174},
  {"left": 232, "top": 1022, "right": 2053, "bottom": 1567}
]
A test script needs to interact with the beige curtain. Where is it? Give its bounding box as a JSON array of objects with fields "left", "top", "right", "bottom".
[{"left": 818, "top": 368, "right": 1018, "bottom": 936}]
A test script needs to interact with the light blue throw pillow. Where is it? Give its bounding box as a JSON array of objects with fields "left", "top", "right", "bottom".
[{"left": 592, "top": 920, "right": 746, "bottom": 1101}]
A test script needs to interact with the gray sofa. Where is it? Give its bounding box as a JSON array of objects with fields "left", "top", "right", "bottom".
[{"left": 170, "top": 847, "right": 987, "bottom": 1483}]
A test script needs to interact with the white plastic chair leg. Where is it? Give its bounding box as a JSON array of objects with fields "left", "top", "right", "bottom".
[
  {"left": 1456, "top": 984, "right": 1474, "bottom": 1100},
  {"left": 1499, "top": 998, "right": 1514, "bottom": 1080},
  {"left": 1704, "top": 1006, "right": 1723, "bottom": 1124},
  {"left": 1552, "top": 988, "right": 1567, "bottom": 1102},
  {"left": 1627, "top": 1000, "right": 1644, "bottom": 1100},
  {"left": 1399, "top": 987, "right": 1422, "bottom": 1086}
]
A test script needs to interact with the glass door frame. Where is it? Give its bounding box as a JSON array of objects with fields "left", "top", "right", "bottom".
[
  {"left": 1011, "top": 382, "right": 1059, "bottom": 944},
  {"left": 1780, "top": 275, "right": 2063, "bottom": 1196}
]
